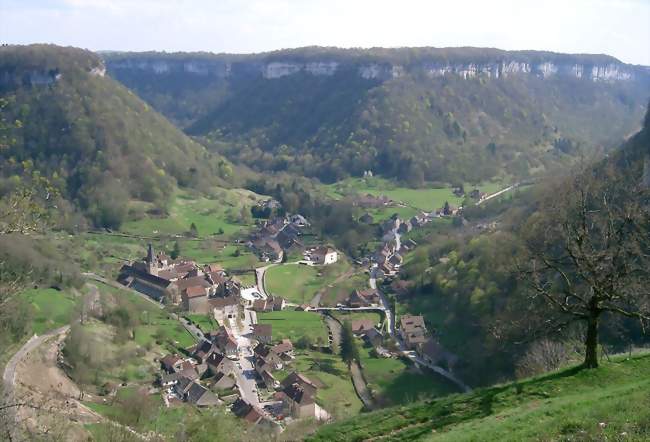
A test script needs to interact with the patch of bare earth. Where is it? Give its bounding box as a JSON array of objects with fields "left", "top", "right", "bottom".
[{"left": 14, "top": 332, "right": 101, "bottom": 441}]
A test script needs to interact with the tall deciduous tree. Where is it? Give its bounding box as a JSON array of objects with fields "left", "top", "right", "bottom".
[{"left": 519, "top": 171, "right": 650, "bottom": 368}]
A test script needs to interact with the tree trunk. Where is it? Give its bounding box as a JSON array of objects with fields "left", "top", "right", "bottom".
[{"left": 583, "top": 311, "right": 599, "bottom": 368}]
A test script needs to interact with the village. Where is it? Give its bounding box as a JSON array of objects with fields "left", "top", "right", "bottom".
[{"left": 114, "top": 196, "right": 472, "bottom": 433}]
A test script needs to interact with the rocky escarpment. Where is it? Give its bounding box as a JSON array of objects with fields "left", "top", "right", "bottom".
[
  {"left": 104, "top": 47, "right": 649, "bottom": 83},
  {"left": 0, "top": 44, "right": 106, "bottom": 89}
]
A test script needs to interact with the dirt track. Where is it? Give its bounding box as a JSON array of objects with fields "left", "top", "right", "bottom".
[{"left": 5, "top": 327, "right": 103, "bottom": 440}]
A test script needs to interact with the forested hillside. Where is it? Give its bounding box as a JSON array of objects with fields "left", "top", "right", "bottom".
[
  {"left": 394, "top": 106, "right": 650, "bottom": 386},
  {"left": 104, "top": 47, "right": 650, "bottom": 184},
  {"left": 0, "top": 45, "right": 234, "bottom": 229}
]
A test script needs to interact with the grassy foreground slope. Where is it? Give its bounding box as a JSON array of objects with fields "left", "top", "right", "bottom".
[{"left": 309, "top": 353, "right": 650, "bottom": 441}]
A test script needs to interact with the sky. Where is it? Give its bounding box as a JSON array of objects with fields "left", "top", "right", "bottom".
[{"left": 2, "top": 0, "right": 649, "bottom": 65}]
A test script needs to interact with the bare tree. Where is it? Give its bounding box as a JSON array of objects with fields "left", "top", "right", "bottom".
[
  {"left": 518, "top": 171, "right": 650, "bottom": 368},
  {"left": 515, "top": 339, "right": 579, "bottom": 378}
]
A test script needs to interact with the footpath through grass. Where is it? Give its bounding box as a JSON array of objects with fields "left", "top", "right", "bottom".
[{"left": 309, "top": 352, "right": 650, "bottom": 441}]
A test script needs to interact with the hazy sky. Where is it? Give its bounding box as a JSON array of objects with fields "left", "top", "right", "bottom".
[{"left": 2, "top": 0, "right": 650, "bottom": 65}]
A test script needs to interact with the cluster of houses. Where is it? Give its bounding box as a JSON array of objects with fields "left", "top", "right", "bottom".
[
  {"left": 366, "top": 215, "right": 424, "bottom": 278},
  {"left": 118, "top": 245, "right": 242, "bottom": 317},
  {"left": 246, "top": 328, "right": 327, "bottom": 421},
  {"left": 158, "top": 350, "right": 232, "bottom": 408},
  {"left": 399, "top": 314, "right": 458, "bottom": 370},
  {"left": 248, "top": 214, "right": 310, "bottom": 262},
  {"left": 158, "top": 317, "right": 328, "bottom": 427}
]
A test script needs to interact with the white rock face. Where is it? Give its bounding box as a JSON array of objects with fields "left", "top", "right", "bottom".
[
  {"left": 305, "top": 61, "right": 339, "bottom": 76},
  {"left": 150, "top": 61, "right": 170, "bottom": 74},
  {"left": 262, "top": 61, "right": 339, "bottom": 78},
  {"left": 359, "top": 64, "right": 383, "bottom": 79},
  {"left": 591, "top": 64, "right": 632, "bottom": 81},
  {"left": 107, "top": 56, "right": 639, "bottom": 83},
  {"left": 89, "top": 66, "right": 106, "bottom": 77},
  {"left": 535, "top": 62, "right": 558, "bottom": 78},
  {"left": 263, "top": 62, "right": 302, "bottom": 78}
]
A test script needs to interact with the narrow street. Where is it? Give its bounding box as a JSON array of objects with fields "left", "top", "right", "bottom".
[{"left": 228, "top": 308, "right": 261, "bottom": 407}]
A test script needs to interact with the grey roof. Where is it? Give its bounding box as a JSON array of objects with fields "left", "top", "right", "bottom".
[{"left": 187, "top": 382, "right": 220, "bottom": 406}]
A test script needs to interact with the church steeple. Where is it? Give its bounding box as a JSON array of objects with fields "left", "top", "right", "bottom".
[
  {"left": 146, "top": 243, "right": 154, "bottom": 263},
  {"left": 145, "top": 243, "right": 158, "bottom": 275}
]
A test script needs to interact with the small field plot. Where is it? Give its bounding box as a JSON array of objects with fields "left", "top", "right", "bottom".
[
  {"left": 23, "top": 288, "right": 79, "bottom": 335},
  {"left": 257, "top": 311, "right": 328, "bottom": 344},
  {"left": 318, "top": 272, "right": 368, "bottom": 307},
  {"left": 180, "top": 241, "right": 259, "bottom": 269},
  {"left": 265, "top": 261, "right": 351, "bottom": 305},
  {"left": 358, "top": 345, "right": 459, "bottom": 405}
]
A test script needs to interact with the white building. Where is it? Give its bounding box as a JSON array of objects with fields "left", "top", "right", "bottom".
[{"left": 311, "top": 246, "right": 338, "bottom": 265}]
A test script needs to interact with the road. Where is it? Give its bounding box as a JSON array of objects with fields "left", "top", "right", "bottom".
[
  {"left": 255, "top": 264, "right": 276, "bottom": 298},
  {"left": 365, "top": 229, "right": 471, "bottom": 392},
  {"left": 476, "top": 183, "right": 519, "bottom": 206},
  {"left": 228, "top": 309, "right": 261, "bottom": 407},
  {"left": 2, "top": 326, "right": 69, "bottom": 441}
]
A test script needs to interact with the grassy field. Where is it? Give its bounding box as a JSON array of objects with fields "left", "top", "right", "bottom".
[
  {"left": 22, "top": 288, "right": 79, "bottom": 335},
  {"left": 326, "top": 177, "right": 509, "bottom": 213},
  {"left": 257, "top": 310, "right": 328, "bottom": 344},
  {"left": 358, "top": 346, "right": 459, "bottom": 406},
  {"left": 310, "top": 352, "right": 650, "bottom": 441},
  {"left": 274, "top": 349, "right": 364, "bottom": 420},
  {"left": 65, "top": 282, "right": 196, "bottom": 388},
  {"left": 265, "top": 261, "right": 351, "bottom": 304},
  {"left": 122, "top": 188, "right": 264, "bottom": 238},
  {"left": 317, "top": 270, "right": 368, "bottom": 307}
]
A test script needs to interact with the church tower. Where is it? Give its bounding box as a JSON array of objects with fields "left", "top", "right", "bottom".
[{"left": 146, "top": 243, "right": 157, "bottom": 275}]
